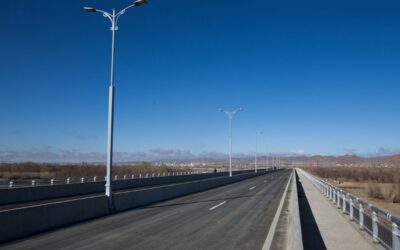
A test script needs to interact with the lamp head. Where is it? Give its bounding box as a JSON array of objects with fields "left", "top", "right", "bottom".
[
  {"left": 134, "top": 0, "right": 147, "bottom": 7},
  {"left": 84, "top": 7, "right": 96, "bottom": 12}
]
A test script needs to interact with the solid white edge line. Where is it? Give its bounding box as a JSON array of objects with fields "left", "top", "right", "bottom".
[
  {"left": 249, "top": 186, "right": 256, "bottom": 190},
  {"left": 209, "top": 201, "right": 227, "bottom": 211},
  {"left": 262, "top": 171, "right": 293, "bottom": 250}
]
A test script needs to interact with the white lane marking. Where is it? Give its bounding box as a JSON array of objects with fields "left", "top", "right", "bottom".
[
  {"left": 249, "top": 186, "right": 256, "bottom": 190},
  {"left": 209, "top": 201, "right": 227, "bottom": 211},
  {"left": 262, "top": 172, "right": 292, "bottom": 250}
]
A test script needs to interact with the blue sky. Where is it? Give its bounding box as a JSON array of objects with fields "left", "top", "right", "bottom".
[{"left": 1, "top": 0, "right": 400, "bottom": 161}]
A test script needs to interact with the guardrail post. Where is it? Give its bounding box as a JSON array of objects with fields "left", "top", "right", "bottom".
[
  {"left": 50, "top": 179, "right": 54, "bottom": 185},
  {"left": 157, "top": 173, "right": 160, "bottom": 177},
  {"left": 9, "top": 180, "right": 13, "bottom": 188},
  {"left": 333, "top": 188, "right": 336, "bottom": 203},
  {"left": 131, "top": 174, "right": 135, "bottom": 179},
  {"left": 67, "top": 177, "right": 70, "bottom": 184},
  {"left": 359, "top": 203, "right": 364, "bottom": 230},
  {"left": 349, "top": 197, "right": 354, "bottom": 221},
  {"left": 93, "top": 176, "right": 97, "bottom": 182},
  {"left": 342, "top": 192, "right": 346, "bottom": 213},
  {"left": 163, "top": 173, "right": 165, "bottom": 176},
  {"left": 81, "top": 177, "right": 85, "bottom": 183},
  {"left": 146, "top": 173, "right": 149, "bottom": 178},
  {"left": 371, "top": 209, "right": 379, "bottom": 243},
  {"left": 32, "top": 180, "right": 36, "bottom": 187},
  {"left": 124, "top": 174, "right": 127, "bottom": 180},
  {"left": 392, "top": 222, "right": 400, "bottom": 250},
  {"left": 114, "top": 175, "right": 118, "bottom": 180},
  {"left": 336, "top": 190, "right": 341, "bottom": 208},
  {"left": 139, "top": 174, "right": 142, "bottom": 178},
  {"left": 329, "top": 186, "right": 332, "bottom": 200}
]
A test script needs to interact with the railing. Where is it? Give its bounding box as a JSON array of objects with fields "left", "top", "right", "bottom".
[
  {"left": 298, "top": 168, "right": 400, "bottom": 250},
  {"left": 2, "top": 168, "right": 279, "bottom": 189},
  {"left": 2, "top": 171, "right": 203, "bottom": 188}
]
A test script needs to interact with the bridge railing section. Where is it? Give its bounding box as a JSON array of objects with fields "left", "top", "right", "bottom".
[
  {"left": 2, "top": 168, "right": 278, "bottom": 189},
  {"left": 298, "top": 168, "right": 400, "bottom": 250},
  {"left": 3, "top": 171, "right": 205, "bottom": 188}
]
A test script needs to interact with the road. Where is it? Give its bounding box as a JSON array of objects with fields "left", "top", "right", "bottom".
[
  {"left": 1, "top": 169, "right": 292, "bottom": 250},
  {"left": 0, "top": 171, "right": 261, "bottom": 211}
]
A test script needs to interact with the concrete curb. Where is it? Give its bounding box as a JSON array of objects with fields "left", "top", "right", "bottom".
[{"left": 288, "top": 169, "right": 303, "bottom": 250}]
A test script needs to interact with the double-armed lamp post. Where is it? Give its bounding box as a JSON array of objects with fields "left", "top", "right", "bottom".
[
  {"left": 219, "top": 108, "right": 243, "bottom": 177},
  {"left": 255, "top": 131, "right": 263, "bottom": 173},
  {"left": 84, "top": 0, "right": 147, "bottom": 207}
]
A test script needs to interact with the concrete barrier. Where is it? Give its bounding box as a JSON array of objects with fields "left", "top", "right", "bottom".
[
  {"left": 287, "top": 170, "right": 303, "bottom": 250},
  {"left": 0, "top": 170, "right": 254, "bottom": 205},
  {"left": 0, "top": 170, "right": 273, "bottom": 244},
  {"left": 0, "top": 196, "right": 109, "bottom": 243}
]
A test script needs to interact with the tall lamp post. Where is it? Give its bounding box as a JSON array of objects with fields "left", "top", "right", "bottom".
[
  {"left": 219, "top": 108, "right": 243, "bottom": 177},
  {"left": 84, "top": 0, "right": 147, "bottom": 207},
  {"left": 255, "top": 131, "right": 263, "bottom": 173}
]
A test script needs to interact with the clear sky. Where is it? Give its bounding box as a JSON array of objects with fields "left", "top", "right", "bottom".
[{"left": 1, "top": 0, "right": 400, "bottom": 161}]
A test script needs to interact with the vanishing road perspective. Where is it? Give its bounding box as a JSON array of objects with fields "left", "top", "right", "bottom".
[{"left": 2, "top": 0, "right": 400, "bottom": 250}]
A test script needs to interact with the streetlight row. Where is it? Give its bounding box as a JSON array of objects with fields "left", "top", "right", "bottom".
[
  {"left": 219, "top": 109, "right": 283, "bottom": 176},
  {"left": 84, "top": 0, "right": 283, "bottom": 209}
]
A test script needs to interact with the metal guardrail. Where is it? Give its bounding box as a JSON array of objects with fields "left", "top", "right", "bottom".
[
  {"left": 1, "top": 168, "right": 278, "bottom": 189},
  {"left": 1, "top": 171, "right": 204, "bottom": 189},
  {"left": 298, "top": 168, "right": 400, "bottom": 250}
]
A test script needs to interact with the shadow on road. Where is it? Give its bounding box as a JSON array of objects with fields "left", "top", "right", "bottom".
[{"left": 296, "top": 172, "right": 327, "bottom": 250}]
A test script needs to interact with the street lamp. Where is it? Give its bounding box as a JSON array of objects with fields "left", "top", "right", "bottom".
[
  {"left": 84, "top": 0, "right": 147, "bottom": 208},
  {"left": 219, "top": 108, "right": 243, "bottom": 177},
  {"left": 255, "top": 131, "right": 263, "bottom": 173}
]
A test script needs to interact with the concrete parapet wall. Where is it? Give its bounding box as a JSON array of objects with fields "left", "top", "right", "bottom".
[
  {"left": 287, "top": 170, "right": 303, "bottom": 250},
  {"left": 0, "top": 196, "right": 109, "bottom": 243},
  {"left": 0, "top": 170, "right": 254, "bottom": 205}
]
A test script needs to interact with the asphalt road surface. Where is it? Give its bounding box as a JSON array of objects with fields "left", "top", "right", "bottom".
[
  {"left": 1, "top": 169, "right": 292, "bottom": 250},
  {"left": 0, "top": 173, "right": 251, "bottom": 211}
]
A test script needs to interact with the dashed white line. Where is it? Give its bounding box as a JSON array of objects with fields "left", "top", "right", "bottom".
[
  {"left": 209, "top": 201, "right": 227, "bottom": 211},
  {"left": 249, "top": 186, "right": 256, "bottom": 190}
]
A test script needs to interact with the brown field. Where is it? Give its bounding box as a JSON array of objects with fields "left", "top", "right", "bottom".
[
  {"left": 303, "top": 166, "right": 400, "bottom": 217},
  {"left": 0, "top": 162, "right": 194, "bottom": 180}
]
